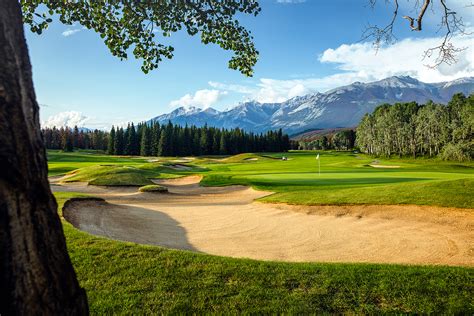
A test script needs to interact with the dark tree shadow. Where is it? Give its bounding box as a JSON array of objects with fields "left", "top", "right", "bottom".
[{"left": 63, "top": 198, "right": 197, "bottom": 252}]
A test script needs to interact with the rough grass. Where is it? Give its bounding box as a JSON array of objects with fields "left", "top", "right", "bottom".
[
  {"left": 139, "top": 184, "right": 168, "bottom": 193},
  {"left": 54, "top": 192, "right": 474, "bottom": 314}
]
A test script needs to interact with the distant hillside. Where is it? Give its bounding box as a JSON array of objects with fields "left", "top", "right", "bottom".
[
  {"left": 290, "top": 127, "right": 355, "bottom": 141},
  {"left": 149, "top": 76, "right": 474, "bottom": 134}
]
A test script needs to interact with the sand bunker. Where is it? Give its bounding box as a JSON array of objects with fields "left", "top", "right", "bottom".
[
  {"left": 54, "top": 176, "right": 474, "bottom": 266},
  {"left": 370, "top": 164, "right": 401, "bottom": 168}
]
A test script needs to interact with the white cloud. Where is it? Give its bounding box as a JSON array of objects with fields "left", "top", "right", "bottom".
[
  {"left": 208, "top": 81, "right": 254, "bottom": 94},
  {"left": 62, "top": 28, "right": 81, "bottom": 37},
  {"left": 319, "top": 33, "right": 474, "bottom": 83},
  {"left": 169, "top": 89, "right": 228, "bottom": 109},
  {"left": 209, "top": 32, "right": 473, "bottom": 104},
  {"left": 42, "top": 111, "right": 89, "bottom": 128}
]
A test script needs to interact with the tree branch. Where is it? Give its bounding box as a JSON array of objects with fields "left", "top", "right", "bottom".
[
  {"left": 402, "top": 0, "right": 430, "bottom": 31},
  {"left": 364, "top": 0, "right": 471, "bottom": 67}
]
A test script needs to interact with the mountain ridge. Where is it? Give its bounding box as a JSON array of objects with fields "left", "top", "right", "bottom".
[{"left": 149, "top": 76, "right": 474, "bottom": 134}]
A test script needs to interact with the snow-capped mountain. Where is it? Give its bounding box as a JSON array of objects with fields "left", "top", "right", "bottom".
[{"left": 149, "top": 76, "right": 474, "bottom": 134}]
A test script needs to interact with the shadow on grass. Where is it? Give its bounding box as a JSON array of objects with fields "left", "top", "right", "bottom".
[{"left": 239, "top": 177, "right": 432, "bottom": 188}]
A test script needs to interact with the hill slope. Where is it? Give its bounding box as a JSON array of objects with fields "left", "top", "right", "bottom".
[{"left": 150, "top": 76, "right": 474, "bottom": 134}]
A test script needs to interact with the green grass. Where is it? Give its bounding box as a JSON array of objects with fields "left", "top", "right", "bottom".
[
  {"left": 49, "top": 150, "right": 474, "bottom": 207},
  {"left": 47, "top": 150, "right": 148, "bottom": 176},
  {"left": 197, "top": 151, "right": 474, "bottom": 209},
  {"left": 48, "top": 151, "right": 474, "bottom": 313},
  {"left": 57, "top": 161, "right": 203, "bottom": 186},
  {"left": 138, "top": 184, "right": 168, "bottom": 193},
  {"left": 55, "top": 192, "right": 474, "bottom": 314}
]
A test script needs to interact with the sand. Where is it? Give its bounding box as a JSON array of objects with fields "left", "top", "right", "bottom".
[
  {"left": 53, "top": 176, "right": 474, "bottom": 266},
  {"left": 369, "top": 164, "right": 401, "bottom": 168}
]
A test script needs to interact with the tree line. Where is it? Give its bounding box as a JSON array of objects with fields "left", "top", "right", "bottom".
[
  {"left": 108, "top": 121, "right": 291, "bottom": 156},
  {"left": 356, "top": 93, "right": 473, "bottom": 161},
  {"left": 42, "top": 126, "right": 108, "bottom": 152},
  {"left": 42, "top": 121, "right": 291, "bottom": 155},
  {"left": 296, "top": 130, "right": 356, "bottom": 151}
]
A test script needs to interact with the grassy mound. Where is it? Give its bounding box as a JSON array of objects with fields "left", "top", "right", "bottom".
[
  {"left": 222, "top": 153, "right": 266, "bottom": 163},
  {"left": 60, "top": 164, "right": 185, "bottom": 186},
  {"left": 62, "top": 165, "right": 156, "bottom": 186},
  {"left": 138, "top": 184, "right": 168, "bottom": 193},
  {"left": 54, "top": 192, "right": 473, "bottom": 314}
]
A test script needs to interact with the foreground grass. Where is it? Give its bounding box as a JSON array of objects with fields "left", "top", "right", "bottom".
[{"left": 55, "top": 192, "right": 473, "bottom": 314}]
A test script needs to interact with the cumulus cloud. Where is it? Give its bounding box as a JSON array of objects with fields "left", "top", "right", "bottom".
[
  {"left": 169, "top": 89, "right": 228, "bottom": 109},
  {"left": 209, "top": 79, "right": 317, "bottom": 103},
  {"left": 42, "top": 111, "right": 89, "bottom": 128},
  {"left": 62, "top": 28, "right": 81, "bottom": 37},
  {"left": 319, "top": 33, "right": 474, "bottom": 83},
  {"left": 209, "top": 32, "right": 473, "bottom": 103},
  {"left": 208, "top": 81, "right": 255, "bottom": 94}
]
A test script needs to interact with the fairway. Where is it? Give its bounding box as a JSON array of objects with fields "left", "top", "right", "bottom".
[
  {"left": 50, "top": 150, "right": 474, "bottom": 265},
  {"left": 54, "top": 175, "right": 473, "bottom": 266},
  {"left": 46, "top": 150, "right": 474, "bottom": 313},
  {"left": 50, "top": 150, "right": 474, "bottom": 207}
]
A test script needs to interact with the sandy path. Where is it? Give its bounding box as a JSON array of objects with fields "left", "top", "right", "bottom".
[{"left": 53, "top": 176, "right": 474, "bottom": 266}]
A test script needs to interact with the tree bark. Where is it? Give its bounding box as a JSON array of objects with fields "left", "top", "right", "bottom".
[{"left": 0, "top": 0, "right": 88, "bottom": 314}]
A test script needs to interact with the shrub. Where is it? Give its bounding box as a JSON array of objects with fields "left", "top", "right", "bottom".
[
  {"left": 440, "top": 142, "right": 473, "bottom": 162},
  {"left": 138, "top": 184, "right": 168, "bottom": 193}
]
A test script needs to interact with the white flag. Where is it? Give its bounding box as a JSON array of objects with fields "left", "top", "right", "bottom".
[{"left": 316, "top": 154, "right": 319, "bottom": 160}]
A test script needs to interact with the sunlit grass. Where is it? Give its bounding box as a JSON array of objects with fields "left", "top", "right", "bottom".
[
  {"left": 55, "top": 192, "right": 474, "bottom": 314},
  {"left": 49, "top": 150, "right": 474, "bottom": 207}
]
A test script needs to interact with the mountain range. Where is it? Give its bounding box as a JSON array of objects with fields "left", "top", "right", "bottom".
[{"left": 149, "top": 76, "right": 474, "bottom": 135}]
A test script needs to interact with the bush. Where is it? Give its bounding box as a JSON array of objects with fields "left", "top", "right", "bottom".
[
  {"left": 138, "top": 184, "right": 168, "bottom": 193},
  {"left": 440, "top": 142, "right": 473, "bottom": 162}
]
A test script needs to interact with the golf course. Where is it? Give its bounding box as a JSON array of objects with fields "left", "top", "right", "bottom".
[{"left": 48, "top": 150, "right": 474, "bottom": 313}]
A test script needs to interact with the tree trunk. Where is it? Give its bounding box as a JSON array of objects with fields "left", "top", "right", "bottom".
[{"left": 0, "top": 1, "right": 88, "bottom": 314}]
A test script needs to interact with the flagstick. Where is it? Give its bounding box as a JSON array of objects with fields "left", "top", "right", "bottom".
[{"left": 318, "top": 156, "right": 320, "bottom": 176}]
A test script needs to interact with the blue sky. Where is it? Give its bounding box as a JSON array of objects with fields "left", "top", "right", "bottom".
[{"left": 27, "top": 0, "right": 473, "bottom": 129}]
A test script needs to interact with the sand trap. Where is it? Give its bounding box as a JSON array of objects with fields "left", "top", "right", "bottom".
[
  {"left": 370, "top": 164, "right": 401, "bottom": 168},
  {"left": 53, "top": 176, "right": 474, "bottom": 266}
]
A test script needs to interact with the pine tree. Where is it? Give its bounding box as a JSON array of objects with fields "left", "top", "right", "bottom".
[
  {"left": 129, "top": 123, "right": 138, "bottom": 155},
  {"left": 158, "top": 129, "right": 169, "bottom": 156},
  {"left": 62, "top": 128, "right": 73, "bottom": 152},
  {"left": 219, "top": 132, "right": 227, "bottom": 155},
  {"left": 107, "top": 126, "right": 115, "bottom": 155},
  {"left": 72, "top": 125, "right": 79, "bottom": 148},
  {"left": 114, "top": 128, "right": 125, "bottom": 155},
  {"left": 140, "top": 125, "right": 152, "bottom": 156},
  {"left": 151, "top": 122, "right": 160, "bottom": 156},
  {"left": 200, "top": 128, "right": 209, "bottom": 155}
]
